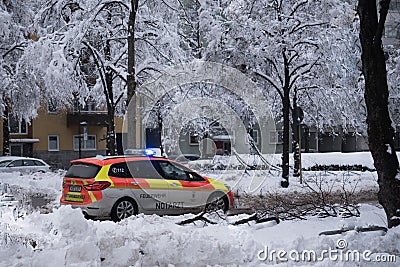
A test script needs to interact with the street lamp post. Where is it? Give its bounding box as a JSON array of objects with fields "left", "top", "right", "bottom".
[{"left": 79, "top": 121, "right": 87, "bottom": 159}]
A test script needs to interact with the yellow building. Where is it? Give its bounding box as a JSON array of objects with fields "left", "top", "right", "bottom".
[{"left": 0, "top": 104, "right": 125, "bottom": 169}]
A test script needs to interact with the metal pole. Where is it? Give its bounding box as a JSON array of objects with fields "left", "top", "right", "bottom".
[
  {"left": 78, "top": 104, "right": 82, "bottom": 159},
  {"left": 299, "top": 124, "right": 302, "bottom": 184}
]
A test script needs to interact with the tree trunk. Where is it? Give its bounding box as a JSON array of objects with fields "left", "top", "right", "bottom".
[
  {"left": 106, "top": 108, "right": 116, "bottom": 156},
  {"left": 292, "top": 91, "right": 300, "bottom": 177},
  {"left": 2, "top": 98, "right": 10, "bottom": 156},
  {"left": 104, "top": 15, "right": 116, "bottom": 155},
  {"left": 127, "top": 0, "right": 139, "bottom": 149},
  {"left": 281, "top": 51, "right": 290, "bottom": 188},
  {"left": 157, "top": 113, "right": 164, "bottom": 155},
  {"left": 358, "top": 0, "right": 400, "bottom": 228},
  {"left": 105, "top": 77, "right": 116, "bottom": 155},
  {"left": 127, "top": 0, "right": 138, "bottom": 105}
]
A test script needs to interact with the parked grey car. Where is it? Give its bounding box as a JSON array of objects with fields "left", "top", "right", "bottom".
[{"left": 0, "top": 156, "right": 51, "bottom": 173}]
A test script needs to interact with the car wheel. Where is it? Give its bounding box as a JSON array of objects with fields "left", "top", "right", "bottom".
[
  {"left": 205, "top": 194, "right": 229, "bottom": 212},
  {"left": 111, "top": 198, "right": 138, "bottom": 222}
]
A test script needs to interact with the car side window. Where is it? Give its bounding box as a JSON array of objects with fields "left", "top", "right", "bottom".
[
  {"left": 158, "top": 161, "right": 188, "bottom": 180},
  {"left": 108, "top": 162, "right": 131, "bottom": 178},
  {"left": 127, "top": 160, "right": 164, "bottom": 179},
  {"left": 8, "top": 160, "right": 23, "bottom": 167},
  {"left": 0, "top": 160, "right": 12, "bottom": 167},
  {"left": 186, "top": 172, "right": 206, "bottom": 182},
  {"left": 23, "top": 160, "right": 35, "bottom": 166}
]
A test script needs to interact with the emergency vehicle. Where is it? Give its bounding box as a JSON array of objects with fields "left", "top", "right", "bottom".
[{"left": 60, "top": 152, "right": 233, "bottom": 221}]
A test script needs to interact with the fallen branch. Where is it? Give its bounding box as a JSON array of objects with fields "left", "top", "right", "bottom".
[
  {"left": 319, "top": 225, "right": 387, "bottom": 236},
  {"left": 177, "top": 212, "right": 217, "bottom": 225},
  {"left": 233, "top": 213, "right": 280, "bottom": 225}
]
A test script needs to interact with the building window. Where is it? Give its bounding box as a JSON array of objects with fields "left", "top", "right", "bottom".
[
  {"left": 73, "top": 135, "right": 96, "bottom": 151},
  {"left": 48, "top": 135, "right": 59, "bottom": 151},
  {"left": 9, "top": 115, "right": 27, "bottom": 135},
  {"left": 189, "top": 134, "right": 199, "bottom": 145},
  {"left": 270, "top": 130, "right": 283, "bottom": 144}
]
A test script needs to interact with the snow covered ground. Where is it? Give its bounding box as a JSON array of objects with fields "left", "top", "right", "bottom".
[
  {"left": 189, "top": 151, "right": 387, "bottom": 170},
  {"left": 190, "top": 152, "right": 382, "bottom": 196},
  {"left": 0, "top": 152, "right": 399, "bottom": 266},
  {"left": 0, "top": 203, "right": 398, "bottom": 266}
]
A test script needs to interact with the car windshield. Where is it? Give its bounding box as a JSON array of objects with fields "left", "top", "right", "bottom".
[
  {"left": 0, "top": 160, "right": 12, "bottom": 167},
  {"left": 65, "top": 164, "right": 101, "bottom": 178}
]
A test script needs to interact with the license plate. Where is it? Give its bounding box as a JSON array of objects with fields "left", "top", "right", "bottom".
[
  {"left": 65, "top": 194, "right": 84, "bottom": 202},
  {"left": 69, "top": 185, "right": 82, "bottom": 192}
]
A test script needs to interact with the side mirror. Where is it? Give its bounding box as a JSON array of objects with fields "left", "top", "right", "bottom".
[{"left": 188, "top": 173, "right": 194, "bottom": 181}]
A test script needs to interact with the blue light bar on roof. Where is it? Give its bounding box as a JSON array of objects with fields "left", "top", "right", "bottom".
[
  {"left": 144, "top": 149, "right": 156, "bottom": 156},
  {"left": 124, "top": 148, "right": 160, "bottom": 157}
]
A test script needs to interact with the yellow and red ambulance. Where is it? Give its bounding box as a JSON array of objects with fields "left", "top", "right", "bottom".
[{"left": 60, "top": 154, "right": 233, "bottom": 221}]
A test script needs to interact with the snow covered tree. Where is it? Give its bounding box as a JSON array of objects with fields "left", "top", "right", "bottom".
[
  {"left": 200, "top": 0, "right": 363, "bottom": 187},
  {"left": 176, "top": 0, "right": 203, "bottom": 59},
  {"left": 129, "top": 0, "right": 183, "bottom": 149},
  {"left": 0, "top": 0, "right": 43, "bottom": 155},
  {"left": 297, "top": 2, "right": 365, "bottom": 139},
  {"left": 213, "top": 0, "right": 330, "bottom": 187},
  {"left": 19, "top": 0, "right": 182, "bottom": 154},
  {"left": 358, "top": 0, "right": 400, "bottom": 228}
]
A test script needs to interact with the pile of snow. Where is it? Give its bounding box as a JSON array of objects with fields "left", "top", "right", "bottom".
[
  {"left": 0, "top": 170, "right": 64, "bottom": 199},
  {"left": 0, "top": 204, "right": 399, "bottom": 266},
  {"left": 0, "top": 170, "right": 64, "bottom": 215},
  {"left": 0, "top": 206, "right": 257, "bottom": 266}
]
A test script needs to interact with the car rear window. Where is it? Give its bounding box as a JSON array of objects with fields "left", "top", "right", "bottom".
[
  {"left": 65, "top": 164, "right": 101, "bottom": 178},
  {"left": 108, "top": 162, "right": 131, "bottom": 178},
  {"left": 33, "top": 160, "right": 45, "bottom": 166},
  {"left": 107, "top": 160, "right": 165, "bottom": 179}
]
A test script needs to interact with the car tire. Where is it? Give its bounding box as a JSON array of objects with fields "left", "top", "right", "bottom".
[
  {"left": 205, "top": 193, "right": 229, "bottom": 212},
  {"left": 111, "top": 198, "right": 138, "bottom": 222}
]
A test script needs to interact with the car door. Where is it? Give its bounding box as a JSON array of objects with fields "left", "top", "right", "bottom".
[
  {"left": 125, "top": 159, "right": 172, "bottom": 213},
  {"left": 178, "top": 171, "right": 213, "bottom": 209},
  {"left": 156, "top": 160, "right": 208, "bottom": 212},
  {"left": 32, "top": 159, "right": 49, "bottom": 172},
  {"left": 22, "top": 160, "right": 37, "bottom": 172}
]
